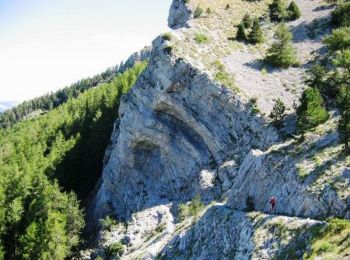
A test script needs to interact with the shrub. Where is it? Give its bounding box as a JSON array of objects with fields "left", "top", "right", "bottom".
[
  {"left": 100, "top": 216, "right": 118, "bottom": 231},
  {"left": 287, "top": 1, "right": 301, "bottom": 21},
  {"left": 269, "top": 0, "right": 288, "bottom": 22},
  {"left": 236, "top": 22, "right": 247, "bottom": 41},
  {"left": 163, "top": 46, "right": 173, "bottom": 55},
  {"left": 270, "top": 98, "right": 286, "bottom": 127},
  {"left": 162, "top": 32, "right": 172, "bottom": 41},
  {"left": 248, "top": 19, "right": 264, "bottom": 44},
  {"left": 178, "top": 195, "right": 204, "bottom": 221},
  {"left": 194, "top": 6, "right": 204, "bottom": 18},
  {"left": 206, "top": 7, "right": 212, "bottom": 15},
  {"left": 194, "top": 33, "right": 209, "bottom": 44},
  {"left": 331, "top": 2, "right": 350, "bottom": 27},
  {"left": 243, "top": 13, "right": 253, "bottom": 28},
  {"left": 105, "top": 242, "right": 124, "bottom": 258},
  {"left": 265, "top": 23, "right": 298, "bottom": 68},
  {"left": 297, "top": 87, "right": 329, "bottom": 134},
  {"left": 250, "top": 97, "right": 260, "bottom": 114},
  {"left": 324, "top": 27, "right": 350, "bottom": 52}
]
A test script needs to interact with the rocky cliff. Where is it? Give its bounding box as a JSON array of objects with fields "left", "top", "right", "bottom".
[{"left": 83, "top": 0, "right": 350, "bottom": 259}]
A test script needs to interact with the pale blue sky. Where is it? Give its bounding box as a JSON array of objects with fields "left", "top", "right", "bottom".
[{"left": 0, "top": 0, "right": 172, "bottom": 101}]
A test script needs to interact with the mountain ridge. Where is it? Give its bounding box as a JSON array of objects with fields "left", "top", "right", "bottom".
[{"left": 82, "top": 0, "right": 350, "bottom": 259}]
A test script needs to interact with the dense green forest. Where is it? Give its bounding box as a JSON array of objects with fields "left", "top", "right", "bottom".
[
  {"left": 0, "top": 62, "right": 135, "bottom": 129},
  {"left": 0, "top": 62, "right": 147, "bottom": 259}
]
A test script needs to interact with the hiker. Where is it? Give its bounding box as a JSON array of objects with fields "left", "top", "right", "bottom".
[{"left": 269, "top": 196, "right": 276, "bottom": 213}]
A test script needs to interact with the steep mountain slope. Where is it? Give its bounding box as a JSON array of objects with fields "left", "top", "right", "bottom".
[
  {"left": 0, "top": 63, "right": 146, "bottom": 259},
  {"left": 85, "top": 0, "right": 350, "bottom": 259}
]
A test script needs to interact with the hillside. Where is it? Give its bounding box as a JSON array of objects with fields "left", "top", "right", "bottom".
[
  {"left": 1, "top": 0, "right": 350, "bottom": 259},
  {"left": 0, "top": 62, "right": 147, "bottom": 259},
  {"left": 82, "top": 0, "right": 350, "bottom": 259}
]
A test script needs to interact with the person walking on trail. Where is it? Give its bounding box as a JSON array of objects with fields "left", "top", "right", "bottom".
[{"left": 269, "top": 196, "right": 276, "bottom": 213}]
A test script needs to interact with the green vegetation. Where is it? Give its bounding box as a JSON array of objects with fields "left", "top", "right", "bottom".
[
  {"left": 269, "top": 0, "right": 301, "bottom": 22},
  {"left": 270, "top": 98, "right": 286, "bottom": 128},
  {"left": 178, "top": 195, "right": 204, "bottom": 221},
  {"left": 0, "top": 62, "right": 147, "bottom": 259},
  {"left": 324, "top": 27, "right": 350, "bottom": 52},
  {"left": 162, "top": 32, "right": 172, "bottom": 41},
  {"left": 105, "top": 241, "right": 124, "bottom": 258},
  {"left": 276, "top": 219, "right": 350, "bottom": 259},
  {"left": 194, "top": 6, "right": 204, "bottom": 18},
  {"left": 248, "top": 18, "right": 264, "bottom": 44},
  {"left": 163, "top": 45, "right": 173, "bottom": 55},
  {"left": 287, "top": 1, "right": 301, "bottom": 21},
  {"left": 307, "top": 8, "right": 350, "bottom": 152},
  {"left": 236, "top": 22, "right": 247, "bottom": 41},
  {"left": 243, "top": 13, "right": 253, "bottom": 29},
  {"left": 331, "top": 1, "right": 350, "bottom": 27},
  {"left": 269, "top": 0, "right": 288, "bottom": 22},
  {"left": 236, "top": 16, "right": 264, "bottom": 44},
  {"left": 194, "top": 33, "right": 209, "bottom": 44},
  {"left": 100, "top": 216, "right": 118, "bottom": 231},
  {"left": 304, "top": 218, "right": 350, "bottom": 259},
  {"left": 265, "top": 23, "right": 298, "bottom": 68},
  {"left": 296, "top": 87, "right": 329, "bottom": 135},
  {"left": 212, "top": 60, "right": 238, "bottom": 91},
  {"left": 0, "top": 63, "right": 126, "bottom": 129},
  {"left": 250, "top": 97, "right": 260, "bottom": 114},
  {"left": 334, "top": 50, "right": 350, "bottom": 153}
]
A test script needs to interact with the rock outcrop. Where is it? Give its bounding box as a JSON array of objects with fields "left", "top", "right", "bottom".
[
  {"left": 93, "top": 34, "right": 278, "bottom": 221},
  {"left": 168, "top": 0, "right": 192, "bottom": 29},
  {"left": 86, "top": 0, "right": 350, "bottom": 259}
]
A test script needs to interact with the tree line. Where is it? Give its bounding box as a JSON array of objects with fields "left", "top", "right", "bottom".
[{"left": 0, "top": 51, "right": 149, "bottom": 129}]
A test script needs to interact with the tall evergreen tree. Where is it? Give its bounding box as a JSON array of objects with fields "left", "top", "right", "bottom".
[
  {"left": 297, "top": 87, "right": 329, "bottom": 135},
  {"left": 269, "top": 0, "right": 288, "bottom": 22},
  {"left": 270, "top": 98, "right": 286, "bottom": 127},
  {"left": 248, "top": 19, "right": 265, "bottom": 44},
  {"left": 243, "top": 13, "right": 253, "bottom": 28},
  {"left": 236, "top": 21, "right": 247, "bottom": 41},
  {"left": 334, "top": 50, "right": 350, "bottom": 153},
  {"left": 287, "top": 1, "right": 301, "bottom": 21},
  {"left": 265, "top": 23, "right": 298, "bottom": 68}
]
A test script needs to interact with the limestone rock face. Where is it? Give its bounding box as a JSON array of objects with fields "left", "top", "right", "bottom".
[
  {"left": 87, "top": 0, "right": 350, "bottom": 259},
  {"left": 168, "top": 0, "right": 192, "bottom": 29},
  {"left": 93, "top": 36, "right": 278, "bottom": 221},
  {"left": 227, "top": 148, "right": 350, "bottom": 219}
]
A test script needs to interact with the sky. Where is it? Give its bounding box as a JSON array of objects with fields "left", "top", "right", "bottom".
[{"left": 0, "top": 0, "right": 172, "bottom": 102}]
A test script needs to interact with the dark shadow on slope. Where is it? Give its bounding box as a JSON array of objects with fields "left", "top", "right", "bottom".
[
  {"left": 50, "top": 96, "right": 121, "bottom": 204},
  {"left": 291, "top": 17, "right": 331, "bottom": 44}
]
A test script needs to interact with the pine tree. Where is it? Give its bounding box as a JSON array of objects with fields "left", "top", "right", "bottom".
[
  {"left": 334, "top": 50, "right": 350, "bottom": 153},
  {"left": 297, "top": 87, "right": 329, "bottom": 135},
  {"left": 270, "top": 98, "right": 286, "bottom": 127},
  {"left": 269, "top": 0, "right": 288, "bottom": 22},
  {"left": 338, "top": 86, "right": 350, "bottom": 153},
  {"left": 236, "top": 22, "right": 247, "bottom": 41},
  {"left": 265, "top": 23, "right": 298, "bottom": 68},
  {"left": 287, "top": 1, "right": 301, "bottom": 21},
  {"left": 243, "top": 13, "right": 253, "bottom": 28},
  {"left": 248, "top": 19, "right": 265, "bottom": 44}
]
